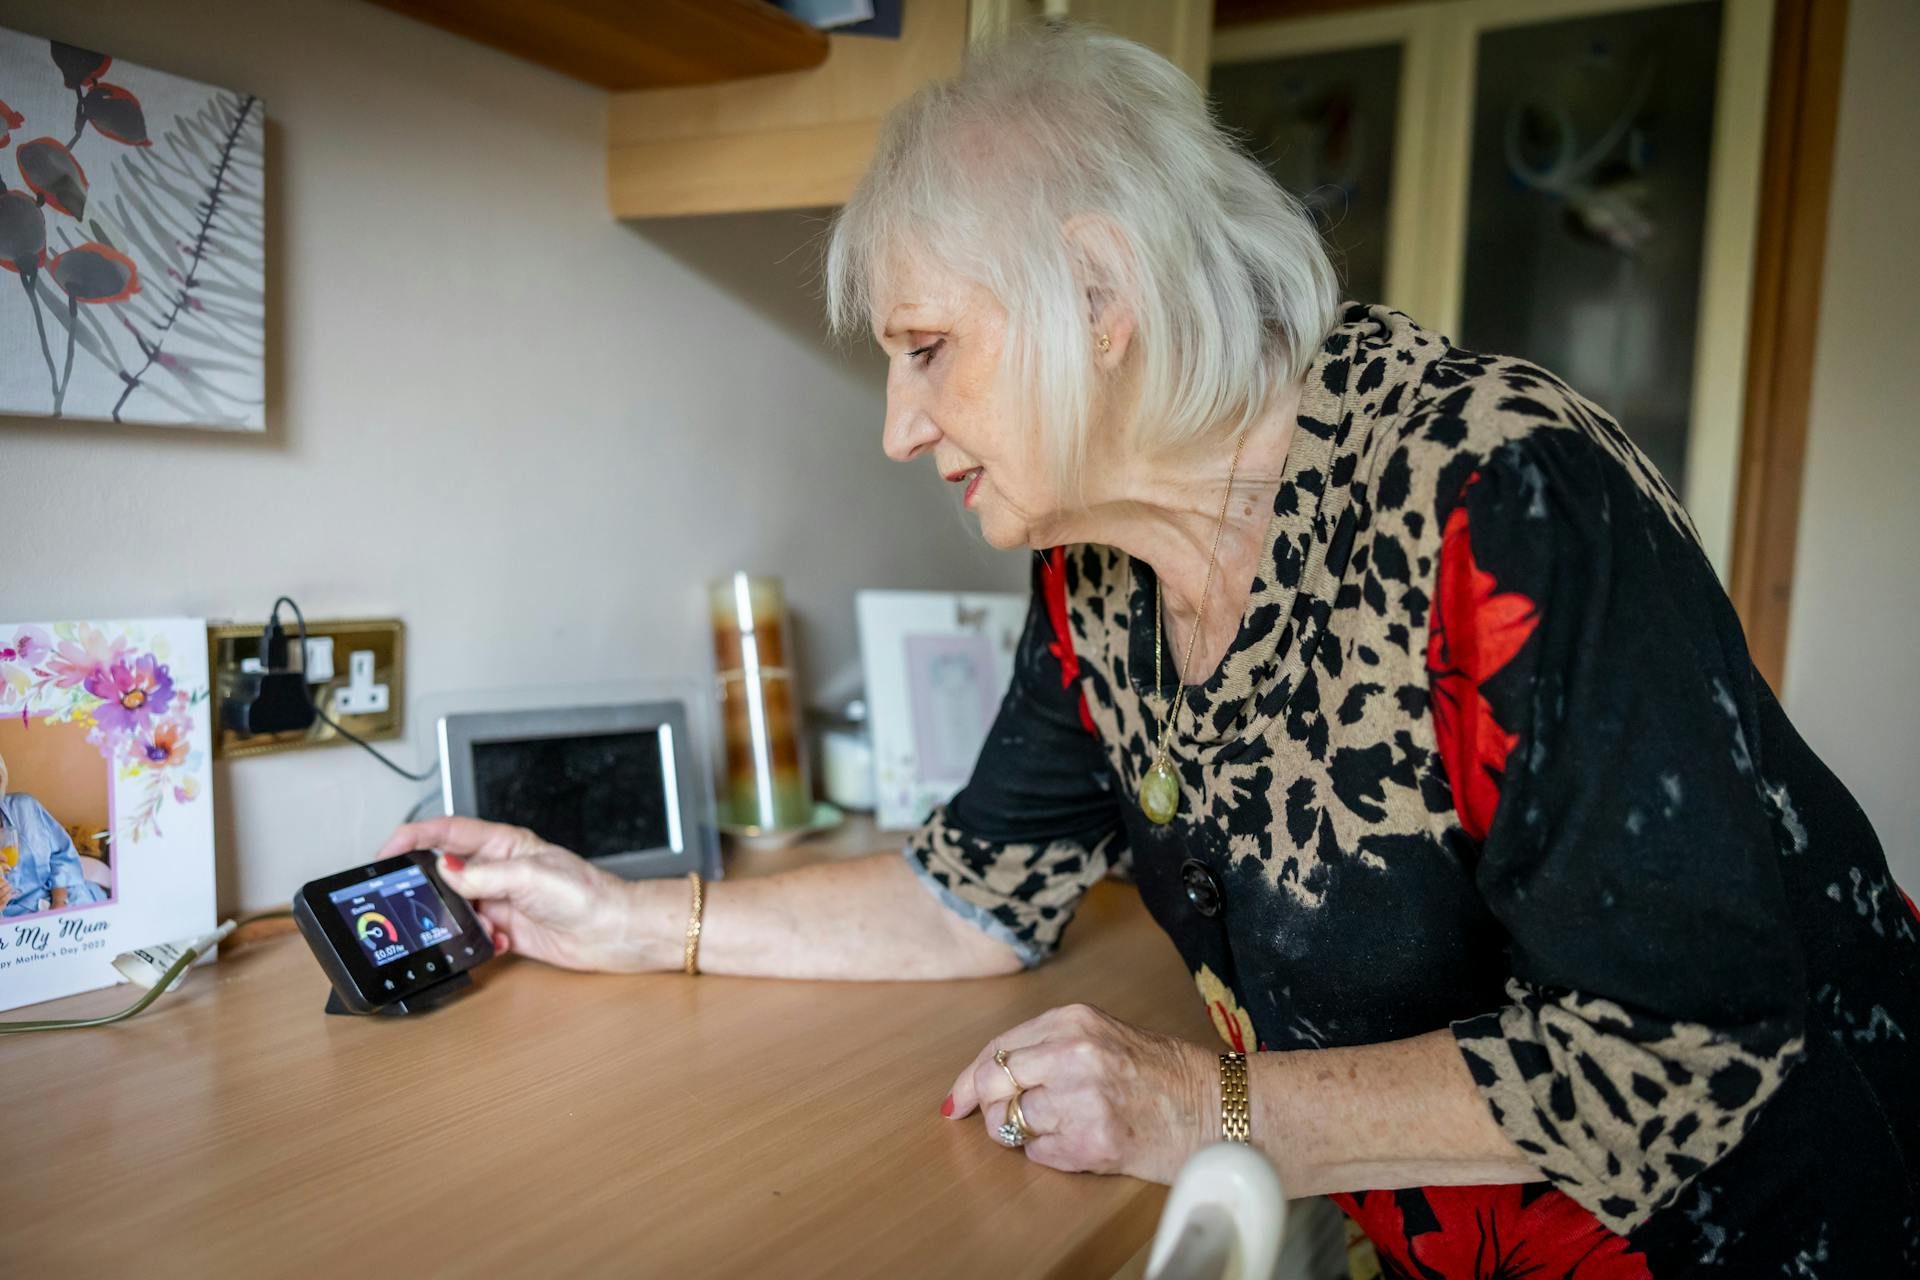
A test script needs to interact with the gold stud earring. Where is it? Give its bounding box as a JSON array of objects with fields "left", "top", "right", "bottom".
[{"left": 1097, "top": 333, "right": 1111, "bottom": 353}]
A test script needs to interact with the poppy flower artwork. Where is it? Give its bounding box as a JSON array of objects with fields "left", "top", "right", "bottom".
[{"left": 0, "top": 27, "right": 263, "bottom": 428}]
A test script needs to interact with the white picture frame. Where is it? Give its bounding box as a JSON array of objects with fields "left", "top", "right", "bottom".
[{"left": 856, "top": 590, "right": 1027, "bottom": 831}]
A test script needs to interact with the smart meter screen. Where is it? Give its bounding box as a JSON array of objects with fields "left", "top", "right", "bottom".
[{"left": 328, "top": 863, "right": 464, "bottom": 968}]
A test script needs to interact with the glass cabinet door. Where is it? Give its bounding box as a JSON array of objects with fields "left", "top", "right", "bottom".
[
  {"left": 1212, "top": 0, "right": 1772, "bottom": 578},
  {"left": 1456, "top": 1, "right": 1724, "bottom": 496},
  {"left": 1212, "top": 42, "right": 1406, "bottom": 306}
]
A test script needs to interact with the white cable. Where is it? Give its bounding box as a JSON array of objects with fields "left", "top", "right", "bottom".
[{"left": 111, "top": 919, "right": 239, "bottom": 991}]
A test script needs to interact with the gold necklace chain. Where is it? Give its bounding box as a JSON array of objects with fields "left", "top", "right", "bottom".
[{"left": 1142, "top": 433, "right": 1247, "bottom": 824}]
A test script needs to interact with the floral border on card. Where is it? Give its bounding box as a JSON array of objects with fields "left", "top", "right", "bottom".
[{"left": 1, "top": 621, "right": 207, "bottom": 841}]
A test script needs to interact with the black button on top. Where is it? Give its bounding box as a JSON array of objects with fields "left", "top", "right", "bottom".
[{"left": 1180, "top": 859, "right": 1222, "bottom": 918}]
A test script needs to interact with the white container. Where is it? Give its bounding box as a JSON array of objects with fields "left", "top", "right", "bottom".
[{"left": 818, "top": 721, "right": 876, "bottom": 813}]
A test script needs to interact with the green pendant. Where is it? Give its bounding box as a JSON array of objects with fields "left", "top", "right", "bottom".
[{"left": 1141, "top": 758, "right": 1181, "bottom": 825}]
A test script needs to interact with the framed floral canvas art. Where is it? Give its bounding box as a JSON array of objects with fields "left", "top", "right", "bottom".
[
  {"left": 0, "top": 618, "right": 216, "bottom": 1013},
  {"left": 0, "top": 26, "right": 264, "bottom": 428}
]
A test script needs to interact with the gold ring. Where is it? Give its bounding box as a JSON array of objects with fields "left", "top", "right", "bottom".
[
  {"left": 1008, "top": 1091, "right": 1032, "bottom": 1136},
  {"left": 996, "top": 1093, "right": 1033, "bottom": 1149},
  {"left": 993, "top": 1049, "right": 1034, "bottom": 1148}
]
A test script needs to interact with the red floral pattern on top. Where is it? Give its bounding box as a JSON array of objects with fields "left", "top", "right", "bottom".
[
  {"left": 1333, "top": 1186, "right": 1651, "bottom": 1279},
  {"left": 1426, "top": 478, "right": 1540, "bottom": 840},
  {"left": 1041, "top": 546, "right": 1097, "bottom": 736},
  {"left": 1349, "top": 482, "right": 1645, "bottom": 1279}
]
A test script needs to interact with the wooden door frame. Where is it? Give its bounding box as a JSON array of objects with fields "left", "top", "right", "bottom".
[
  {"left": 1215, "top": 0, "right": 1852, "bottom": 692},
  {"left": 1725, "top": 0, "right": 1848, "bottom": 692}
]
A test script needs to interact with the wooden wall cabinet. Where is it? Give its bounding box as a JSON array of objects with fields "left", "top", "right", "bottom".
[
  {"left": 368, "top": 0, "right": 1214, "bottom": 218},
  {"left": 365, "top": 0, "right": 832, "bottom": 89},
  {"left": 606, "top": 0, "right": 1217, "bottom": 219}
]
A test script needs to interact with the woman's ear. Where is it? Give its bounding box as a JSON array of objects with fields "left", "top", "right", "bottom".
[
  {"left": 1061, "top": 214, "right": 1138, "bottom": 371},
  {"left": 1091, "top": 302, "right": 1136, "bottom": 372}
]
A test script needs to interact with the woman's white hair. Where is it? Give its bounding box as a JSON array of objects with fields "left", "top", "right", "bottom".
[{"left": 826, "top": 23, "right": 1340, "bottom": 493}]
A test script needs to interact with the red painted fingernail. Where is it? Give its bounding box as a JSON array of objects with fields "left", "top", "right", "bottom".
[
  {"left": 940, "top": 1095, "right": 955, "bottom": 1118},
  {"left": 442, "top": 854, "right": 465, "bottom": 872}
]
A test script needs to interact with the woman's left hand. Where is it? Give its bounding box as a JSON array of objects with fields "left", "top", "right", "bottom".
[{"left": 944, "top": 1003, "right": 1216, "bottom": 1183}]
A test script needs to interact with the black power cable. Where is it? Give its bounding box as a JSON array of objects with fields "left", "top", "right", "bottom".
[{"left": 267, "top": 596, "right": 437, "bottom": 783}]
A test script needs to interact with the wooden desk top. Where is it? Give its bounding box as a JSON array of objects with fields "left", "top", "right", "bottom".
[{"left": 0, "top": 866, "right": 1212, "bottom": 1278}]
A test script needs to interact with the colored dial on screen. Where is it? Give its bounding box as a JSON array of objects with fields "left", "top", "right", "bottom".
[
  {"left": 329, "top": 863, "right": 465, "bottom": 968},
  {"left": 355, "top": 911, "right": 398, "bottom": 947}
]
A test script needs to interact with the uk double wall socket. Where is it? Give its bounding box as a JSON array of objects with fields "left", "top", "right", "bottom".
[
  {"left": 207, "top": 618, "right": 405, "bottom": 760},
  {"left": 334, "top": 649, "right": 390, "bottom": 715}
]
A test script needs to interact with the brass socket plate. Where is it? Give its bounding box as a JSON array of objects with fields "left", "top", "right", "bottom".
[{"left": 209, "top": 617, "right": 405, "bottom": 761}]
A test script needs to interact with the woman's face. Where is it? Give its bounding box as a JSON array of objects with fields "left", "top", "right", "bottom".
[{"left": 873, "top": 257, "right": 1061, "bottom": 549}]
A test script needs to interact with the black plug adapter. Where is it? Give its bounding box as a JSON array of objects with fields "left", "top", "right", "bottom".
[
  {"left": 223, "top": 668, "right": 317, "bottom": 735},
  {"left": 221, "top": 617, "right": 317, "bottom": 736}
]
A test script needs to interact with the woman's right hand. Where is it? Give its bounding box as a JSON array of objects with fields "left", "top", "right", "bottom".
[{"left": 374, "top": 817, "right": 659, "bottom": 973}]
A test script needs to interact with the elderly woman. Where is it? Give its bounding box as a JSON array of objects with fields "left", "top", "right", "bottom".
[
  {"left": 381, "top": 28, "right": 1917, "bottom": 1275},
  {"left": 0, "top": 750, "right": 100, "bottom": 917}
]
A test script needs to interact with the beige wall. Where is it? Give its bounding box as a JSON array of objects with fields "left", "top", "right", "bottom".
[
  {"left": 0, "top": 0, "right": 1020, "bottom": 912},
  {"left": 1782, "top": 0, "right": 1919, "bottom": 890}
]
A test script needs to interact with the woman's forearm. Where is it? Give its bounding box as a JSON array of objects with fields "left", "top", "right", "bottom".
[
  {"left": 1248, "top": 1029, "right": 1540, "bottom": 1197},
  {"left": 623, "top": 851, "right": 1026, "bottom": 981}
]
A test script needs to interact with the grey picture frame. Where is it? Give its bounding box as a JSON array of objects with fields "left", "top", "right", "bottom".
[{"left": 436, "top": 701, "right": 721, "bottom": 882}]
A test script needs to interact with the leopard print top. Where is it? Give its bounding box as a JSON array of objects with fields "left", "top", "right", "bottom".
[{"left": 904, "top": 304, "right": 1919, "bottom": 1275}]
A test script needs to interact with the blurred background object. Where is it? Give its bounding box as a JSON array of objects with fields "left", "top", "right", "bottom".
[
  {"left": 812, "top": 697, "right": 877, "bottom": 813},
  {"left": 711, "top": 572, "right": 816, "bottom": 834}
]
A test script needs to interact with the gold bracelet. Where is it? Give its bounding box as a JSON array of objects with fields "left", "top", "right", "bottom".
[
  {"left": 1219, "top": 1051, "right": 1250, "bottom": 1144},
  {"left": 683, "top": 871, "right": 705, "bottom": 976}
]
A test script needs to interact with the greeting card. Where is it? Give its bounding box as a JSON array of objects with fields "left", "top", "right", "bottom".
[{"left": 0, "top": 618, "right": 215, "bottom": 1012}]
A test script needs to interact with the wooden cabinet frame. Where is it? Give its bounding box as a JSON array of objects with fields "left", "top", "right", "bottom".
[
  {"left": 606, "top": 0, "right": 1214, "bottom": 218},
  {"left": 607, "top": 0, "right": 970, "bottom": 218},
  {"left": 1726, "top": 0, "right": 1848, "bottom": 691}
]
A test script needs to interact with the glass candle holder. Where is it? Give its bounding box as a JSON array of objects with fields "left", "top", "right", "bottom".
[{"left": 709, "top": 573, "right": 813, "bottom": 832}]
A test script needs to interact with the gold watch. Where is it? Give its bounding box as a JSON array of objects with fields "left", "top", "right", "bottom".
[{"left": 1219, "top": 1051, "right": 1250, "bottom": 1143}]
